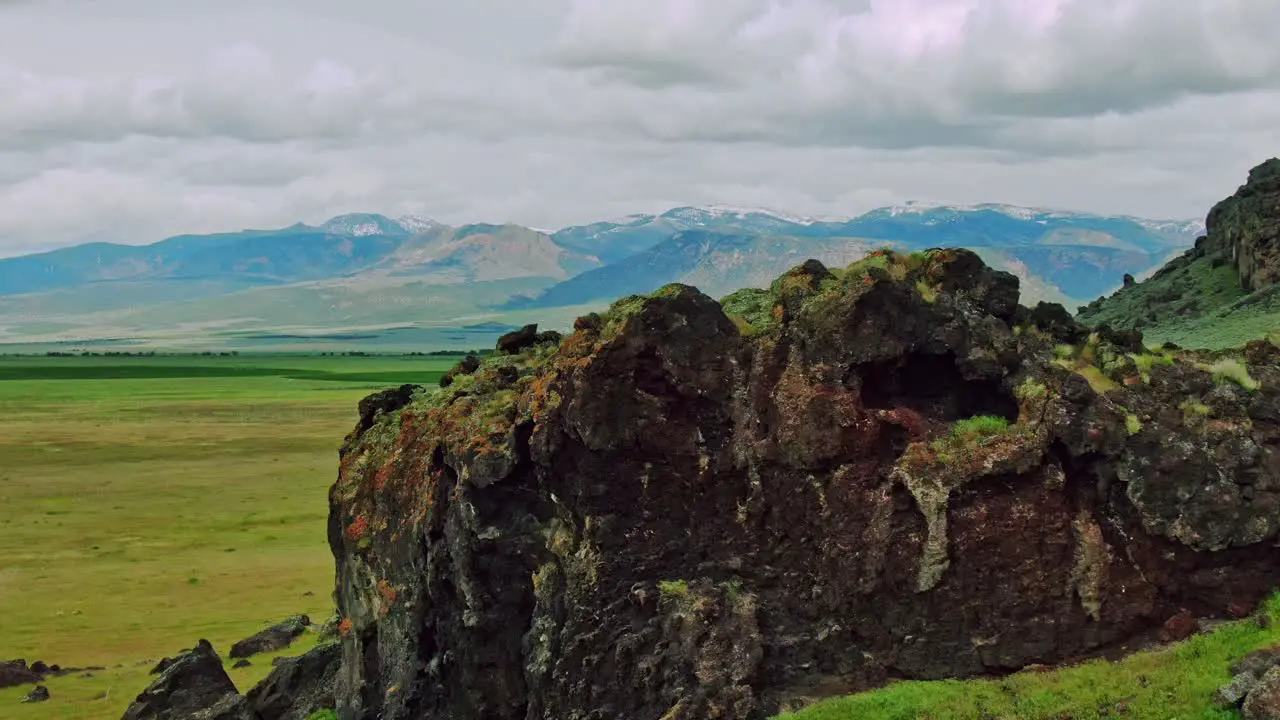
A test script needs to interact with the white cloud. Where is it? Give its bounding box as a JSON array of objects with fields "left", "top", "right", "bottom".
[{"left": 0, "top": 0, "right": 1278, "bottom": 255}]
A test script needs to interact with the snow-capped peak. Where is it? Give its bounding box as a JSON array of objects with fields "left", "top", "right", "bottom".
[
  {"left": 662, "top": 204, "right": 835, "bottom": 226},
  {"left": 395, "top": 215, "right": 441, "bottom": 233}
]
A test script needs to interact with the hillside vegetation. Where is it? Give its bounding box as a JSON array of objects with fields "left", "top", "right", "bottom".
[{"left": 1079, "top": 158, "right": 1280, "bottom": 350}]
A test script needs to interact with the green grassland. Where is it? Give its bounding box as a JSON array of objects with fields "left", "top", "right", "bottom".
[
  {"left": 780, "top": 594, "right": 1280, "bottom": 720},
  {"left": 0, "top": 354, "right": 453, "bottom": 719},
  {"left": 1077, "top": 251, "right": 1280, "bottom": 349}
]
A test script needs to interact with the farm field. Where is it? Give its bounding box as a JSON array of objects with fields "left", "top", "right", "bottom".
[{"left": 0, "top": 353, "right": 453, "bottom": 720}]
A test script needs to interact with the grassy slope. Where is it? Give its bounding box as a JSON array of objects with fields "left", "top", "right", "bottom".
[
  {"left": 1076, "top": 251, "right": 1280, "bottom": 349},
  {"left": 0, "top": 355, "right": 452, "bottom": 720},
  {"left": 779, "top": 595, "right": 1280, "bottom": 720}
]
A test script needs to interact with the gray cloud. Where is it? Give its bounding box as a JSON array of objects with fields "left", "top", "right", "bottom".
[{"left": 0, "top": 0, "right": 1278, "bottom": 256}]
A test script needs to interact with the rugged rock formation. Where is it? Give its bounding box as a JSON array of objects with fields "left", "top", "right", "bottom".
[
  {"left": 330, "top": 248, "right": 1280, "bottom": 719},
  {"left": 123, "top": 640, "right": 249, "bottom": 720},
  {"left": 1206, "top": 158, "right": 1280, "bottom": 293},
  {"left": 123, "top": 641, "right": 341, "bottom": 720}
]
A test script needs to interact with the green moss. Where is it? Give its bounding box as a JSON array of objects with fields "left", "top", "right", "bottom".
[
  {"left": 1125, "top": 414, "right": 1142, "bottom": 435},
  {"left": 948, "top": 415, "right": 1010, "bottom": 443},
  {"left": 1015, "top": 378, "right": 1048, "bottom": 403},
  {"left": 720, "top": 287, "right": 777, "bottom": 333},
  {"left": 657, "top": 579, "right": 690, "bottom": 597}
]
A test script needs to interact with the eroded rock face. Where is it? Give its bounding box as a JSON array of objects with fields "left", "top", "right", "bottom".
[
  {"left": 329, "top": 249, "right": 1280, "bottom": 719},
  {"left": 1206, "top": 157, "right": 1280, "bottom": 292}
]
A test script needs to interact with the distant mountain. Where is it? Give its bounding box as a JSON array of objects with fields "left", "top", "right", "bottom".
[
  {"left": 0, "top": 202, "right": 1203, "bottom": 349},
  {"left": 510, "top": 230, "right": 880, "bottom": 309}
]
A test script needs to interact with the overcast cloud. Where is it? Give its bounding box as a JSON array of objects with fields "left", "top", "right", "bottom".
[{"left": 1, "top": 0, "right": 1278, "bottom": 255}]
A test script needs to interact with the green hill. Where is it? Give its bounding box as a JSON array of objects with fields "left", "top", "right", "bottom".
[{"left": 1078, "top": 158, "right": 1280, "bottom": 349}]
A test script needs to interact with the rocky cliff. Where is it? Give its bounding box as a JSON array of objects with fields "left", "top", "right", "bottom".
[
  {"left": 329, "top": 248, "right": 1280, "bottom": 719},
  {"left": 1207, "top": 158, "right": 1280, "bottom": 293},
  {"left": 1078, "top": 158, "right": 1280, "bottom": 348}
]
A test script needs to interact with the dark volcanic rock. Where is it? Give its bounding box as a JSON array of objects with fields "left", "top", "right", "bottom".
[
  {"left": 439, "top": 354, "right": 481, "bottom": 388},
  {"left": 245, "top": 642, "right": 340, "bottom": 720},
  {"left": 0, "top": 660, "right": 42, "bottom": 689},
  {"left": 1244, "top": 666, "right": 1280, "bottom": 720},
  {"left": 1206, "top": 157, "right": 1280, "bottom": 292},
  {"left": 496, "top": 323, "right": 539, "bottom": 355},
  {"left": 232, "top": 660, "right": 252, "bottom": 669},
  {"left": 228, "top": 616, "right": 311, "bottom": 659},
  {"left": 22, "top": 685, "right": 49, "bottom": 703},
  {"left": 123, "top": 640, "right": 249, "bottom": 720},
  {"left": 329, "top": 248, "right": 1280, "bottom": 720},
  {"left": 354, "top": 386, "right": 420, "bottom": 437},
  {"left": 1159, "top": 609, "right": 1200, "bottom": 642}
]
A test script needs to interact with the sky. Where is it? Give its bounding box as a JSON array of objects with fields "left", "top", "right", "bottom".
[{"left": 1, "top": 0, "right": 1279, "bottom": 256}]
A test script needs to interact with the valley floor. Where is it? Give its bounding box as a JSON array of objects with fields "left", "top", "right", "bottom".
[{"left": 0, "top": 354, "right": 451, "bottom": 720}]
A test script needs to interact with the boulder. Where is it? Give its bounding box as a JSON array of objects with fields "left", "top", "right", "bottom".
[
  {"left": 245, "top": 643, "right": 341, "bottom": 720},
  {"left": 122, "top": 640, "right": 249, "bottom": 720},
  {"left": 496, "top": 324, "right": 538, "bottom": 355},
  {"left": 229, "top": 616, "right": 311, "bottom": 659},
  {"left": 1244, "top": 666, "right": 1280, "bottom": 720}
]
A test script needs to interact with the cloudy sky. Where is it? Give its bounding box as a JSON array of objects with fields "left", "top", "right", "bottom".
[{"left": 1, "top": 0, "right": 1278, "bottom": 256}]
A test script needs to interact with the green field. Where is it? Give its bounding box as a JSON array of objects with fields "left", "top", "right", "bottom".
[{"left": 0, "top": 354, "right": 453, "bottom": 719}]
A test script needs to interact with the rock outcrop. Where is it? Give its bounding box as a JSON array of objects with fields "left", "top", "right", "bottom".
[
  {"left": 1206, "top": 158, "right": 1280, "bottom": 293},
  {"left": 329, "top": 248, "right": 1280, "bottom": 719},
  {"left": 123, "top": 640, "right": 249, "bottom": 720},
  {"left": 123, "top": 640, "right": 340, "bottom": 720}
]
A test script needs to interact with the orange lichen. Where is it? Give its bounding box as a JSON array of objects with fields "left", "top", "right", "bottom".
[
  {"left": 338, "top": 618, "right": 353, "bottom": 637},
  {"left": 346, "top": 515, "right": 370, "bottom": 541},
  {"left": 377, "top": 579, "right": 398, "bottom": 617}
]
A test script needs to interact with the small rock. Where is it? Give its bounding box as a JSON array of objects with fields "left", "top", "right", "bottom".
[
  {"left": 1159, "top": 609, "right": 1200, "bottom": 642},
  {"left": 0, "top": 660, "right": 42, "bottom": 689},
  {"left": 1219, "top": 673, "right": 1259, "bottom": 708},
  {"left": 29, "top": 661, "right": 49, "bottom": 674},
  {"left": 233, "top": 659, "right": 252, "bottom": 669},
  {"left": 21, "top": 685, "right": 49, "bottom": 703},
  {"left": 302, "top": 591, "right": 315, "bottom": 597},
  {"left": 1243, "top": 666, "right": 1280, "bottom": 720},
  {"left": 1233, "top": 646, "right": 1280, "bottom": 679},
  {"left": 229, "top": 615, "right": 312, "bottom": 659},
  {"left": 150, "top": 655, "right": 183, "bottom": 676}
]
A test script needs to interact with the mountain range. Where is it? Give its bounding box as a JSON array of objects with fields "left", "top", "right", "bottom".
[{"left": 0, "top": 203, "right": 1205, "bottom": 351}]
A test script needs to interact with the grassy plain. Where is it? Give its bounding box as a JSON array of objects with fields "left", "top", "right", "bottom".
[
  {"left": 780, "top": 594, "right": 1280, "bottom": 720},
  {"left": 0, "top": 354, "right": 452, "bottom": 719}
]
